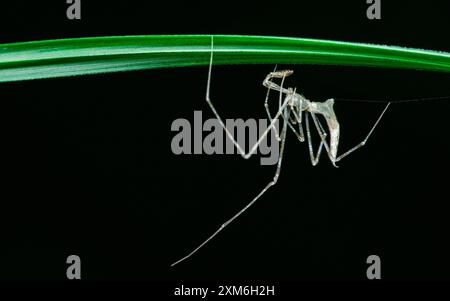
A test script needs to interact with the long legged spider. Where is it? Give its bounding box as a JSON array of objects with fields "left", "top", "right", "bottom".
[{"left": 171, "top": 37, "right": 390, "bottom": 267}]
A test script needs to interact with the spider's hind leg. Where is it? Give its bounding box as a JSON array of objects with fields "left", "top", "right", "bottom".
[{"left": 335, "top": 102, "right": 391, "bottom": 162}]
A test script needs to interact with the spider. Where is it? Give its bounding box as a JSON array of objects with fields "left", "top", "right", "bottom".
[{"left": 171, "top": 37, "right": 390, "bottom": 267}]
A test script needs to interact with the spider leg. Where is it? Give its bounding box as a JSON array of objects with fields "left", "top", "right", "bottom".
[
  {"left": 296, "top": 107, "right": 305, "bottom": 140},
  {"left": 267, "top": 85, "right": 305, "bottom": 142},
  {"left": 205, "top": 37, "right": 289, "bottom": 159},
  {"left": 171, "top": 102, "right": 292, "bottom": 267},
  {"left": 264, "top": 65, "right": 282, "bottom": 141},
  {"left": 264, "top": 69, "right": 305, "bottom": 142},
  {"left": 171, "top": 36, "right": 292, "bottom": 267},
  {"left": 305, "top": 112, "right": 327, "bottom": 166},
  {"left": 335, "top": 102, "right": 390, "bottom": 162},
  {"left": 286, "top": 88, "right": 305, "bottom": 142},
  {"left": 262, "top": 70, "right": 293, "bottom": 94},
  {"left": 309, "top": 112, "right": 337, "bottom": 166}
]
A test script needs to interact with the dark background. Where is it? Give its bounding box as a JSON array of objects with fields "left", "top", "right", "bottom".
[{"left": 0, "top": 1, "right": 449, "bottom": 282}]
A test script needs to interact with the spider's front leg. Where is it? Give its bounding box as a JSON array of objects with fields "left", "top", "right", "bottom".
[
  {"left": 205, "top": 37, "right": 290, "bottom": 159},
  {"left": 264, "top": 70, "right": 305, "bottom": 142},
  {"left": 263, "top": 70, "right": 294, "bottom": 93}
]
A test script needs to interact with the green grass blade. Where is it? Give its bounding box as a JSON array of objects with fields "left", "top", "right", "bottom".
[{"left": 0, "top": 34, "right": 449, "bottom": 83}]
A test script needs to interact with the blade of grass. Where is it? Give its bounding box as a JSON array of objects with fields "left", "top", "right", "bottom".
[{"left": 0, "top": 34, "right": 449, "bottom": 83}]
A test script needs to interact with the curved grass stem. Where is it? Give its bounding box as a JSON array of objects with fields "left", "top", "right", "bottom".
[{"left": 0, "top": 34, "right": 449, "bottom": 83}]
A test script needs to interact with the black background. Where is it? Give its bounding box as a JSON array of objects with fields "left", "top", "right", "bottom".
[{"left": 0, "top": 1, "right": 449, "bottom": 283}]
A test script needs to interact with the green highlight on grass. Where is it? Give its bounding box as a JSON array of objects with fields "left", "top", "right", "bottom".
[{"left": 0, "top": 34, "right": 449, "bottom": 83}]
